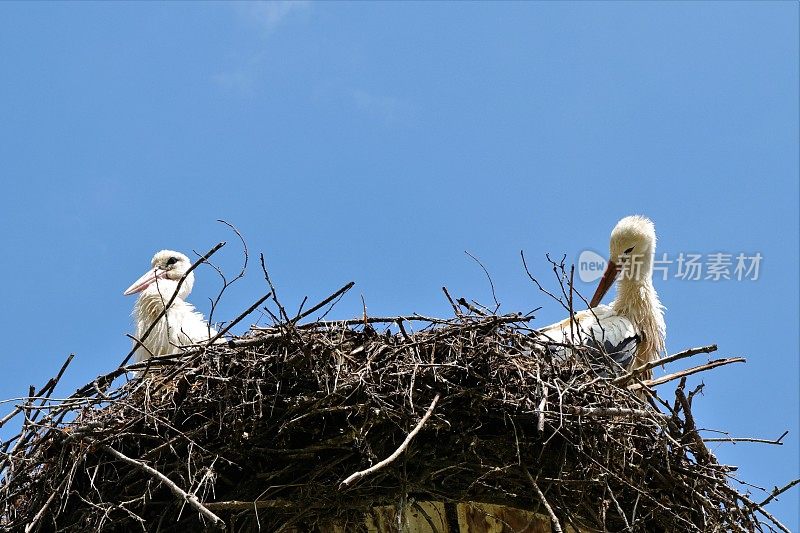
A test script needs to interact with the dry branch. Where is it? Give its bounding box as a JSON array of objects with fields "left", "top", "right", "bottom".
[
  {"left": 524, "top": 468, "right": 563, "bottom": 533},
  {"left": 612, "top": 344, "right": 718, "bottom": 385},
  {"left": 629, "top": 357, "right": 746, "bottom": 390},
  {"left": 99, "top": 444, "right": 226, "bottom": 530},
  {"left": 339, "top": 393, "right": 440, "bottom": 489},
  {"left": 760, "top": 478, "right": 800, "bottom": 507}
]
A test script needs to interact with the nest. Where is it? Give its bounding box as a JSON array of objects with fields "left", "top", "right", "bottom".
[{"left": 0, "top": 287, "right": 787, "bottom": 533}]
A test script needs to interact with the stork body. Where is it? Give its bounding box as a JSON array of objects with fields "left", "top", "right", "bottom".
[
  {"left": 537, "top": 216, "right": 665, "bottom": 378},
  {"left": 124, "top": 250, "right": 217, "bottom": 363}
]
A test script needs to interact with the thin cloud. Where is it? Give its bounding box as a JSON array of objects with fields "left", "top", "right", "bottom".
[
  {"left": 352, "top": 89, "right": 413, "bottom": 126},
  {"left": 238, "top": 0, "right": 310, "bottom": 35},
  {"left": 212, "top": 68, "right": 257, "bottom": 96},
  {"left": 213, "top": 1, "right": 310, "bottom": 94}
]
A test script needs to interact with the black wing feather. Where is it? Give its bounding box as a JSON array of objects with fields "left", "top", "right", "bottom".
[{"left": 585, "top": 334, "right": 640, "bottom": 376}]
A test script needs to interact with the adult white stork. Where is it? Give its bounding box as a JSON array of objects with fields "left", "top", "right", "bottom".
[
  {"left": 123, "top": 250, "right": 217, "bottom": 363},
  {"left": 536, "top": 215, "right": 666, "bottom": 379}
]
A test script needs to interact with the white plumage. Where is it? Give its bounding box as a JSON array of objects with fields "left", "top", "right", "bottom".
[
  {"left": 123, "top": 250, "right": 217, "bottom": 363},
  {"left": 536, "top": 215, "right": 666, "bottom": 378}
]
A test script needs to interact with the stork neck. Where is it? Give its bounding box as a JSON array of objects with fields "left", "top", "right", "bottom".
[
  {"left": 612, "top": 276, "right": 656, "bottom": 315},
  {"left": 612, "top": 249, "right": 655, "bottom": 309},
  {"left": 610, "top": 265, "right": 666, "bottom": 358}
]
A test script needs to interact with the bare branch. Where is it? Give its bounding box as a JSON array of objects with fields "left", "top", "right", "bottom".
[
  {"left": 339, "top": 393, "right": 440, "bottom": 489},
  {"left": 629, "top": 358, "right": 746, "bottom": 391},
  {"left": 293, "top": 282, "right": 355, "bottom": 324},
  {"left": 100, "top": 444, "right": 225, "bottom": 530},
  {"left": 524, "top": 468, "right": 563, "bottom": 533},
  {"left": 704, "top": 430, "right": 788, "bottom": 446},
  {"left": 759, "top": 477, "right": 800, "bottom": 507},
  {"left": 613, "top": 345, "right": 718, "bottom": 385},
  {"left": 465, "top": 250, "right": 500, "bottom": 312}
]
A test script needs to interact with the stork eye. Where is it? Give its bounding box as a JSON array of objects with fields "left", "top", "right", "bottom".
[
  {"left": 624, "top": 246, "right": 635, "bottom": 254},
  {"left": 166, "top": 257, "right": 179, "bottom": 266}
]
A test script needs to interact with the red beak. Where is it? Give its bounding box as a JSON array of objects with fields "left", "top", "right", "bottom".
[{"left": 589, "top": 260, "right": 619, "bottom": 308}]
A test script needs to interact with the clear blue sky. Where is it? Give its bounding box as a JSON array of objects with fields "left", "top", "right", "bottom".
[{"left": 1, "top": 1, "right": 797, "bottom": 527}]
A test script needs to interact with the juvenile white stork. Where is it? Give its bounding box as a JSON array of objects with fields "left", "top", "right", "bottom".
[
  {"left": 536, "top": 215, "right": 666, "bottom": 379},
  {"left": 123, "top": 250, "right": 217, "bottom": 363}
]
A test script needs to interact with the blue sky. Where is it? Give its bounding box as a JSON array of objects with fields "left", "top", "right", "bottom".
[{"left": 0, "top": 1, "right": 797, "bottom": 527}]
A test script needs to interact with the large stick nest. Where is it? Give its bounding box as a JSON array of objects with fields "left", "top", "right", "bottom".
[{"left": 0, "top": 300, "right": 782, "bottom": 532}]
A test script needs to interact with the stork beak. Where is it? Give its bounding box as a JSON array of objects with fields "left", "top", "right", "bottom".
[
  {"left": 589, "top": 260, "right": 619, "bottom": 308},
  {"left": 123, "top": 268, "right": 167, "bottom": 296}
]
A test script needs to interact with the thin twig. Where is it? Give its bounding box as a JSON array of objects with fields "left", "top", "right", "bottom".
[
  {"left": 456, "top": 297, "right": 486, "bottom": 316},
  {"left": 209, "top": 292, "right": 273, "bottom": 344},
  {"left": 524, "top": 468, "right": 563, "bottom": 533},
  {"left": 441, "top": 286, "right": 463, "bottom": 317},
  {"left": 205, "top": 220, "right": 249, "bottom": 326},
  {"left": 23, "top": 474, "right": 69, "bottom": 533},
  {"left": 629, "top": 358, "right": 746, "bottom": 390},
  {"left": 465, "top": 251, "right": 500, "bottom": 312},
  {"left": 569, "top": 406, "right": 670, "bottom": 421},
  {"left": 259, "top": 253, "right": 290, "bottom": 324},
  {"left": 339, "top": 393, "right": 440, "bottom": 489},
  {"left": 613, "top": 345, "right": 718, "bottom": 385},
  {"left": 99, "top": 444, "right": 226, "bottom": 530},
  {"left": 0, "top": 353, "right": 74, "bottom": 430},
  {"left": 675, "top": 380, "right": 716, "bottom": 466},
  {"left": 293, "top": 282, "right": 355, "bottom": 324},
  {"left": 759, "top": 478, "right": 800, "bottom": 507},
  {"left": 704, "top": 430, "right": 788, "bottom": 446}
]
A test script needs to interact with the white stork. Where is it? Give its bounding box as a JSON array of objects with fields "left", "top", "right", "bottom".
[
  {"left": 123, "top": 250, "right": 217, "bottom": 363},
  {"left": 536, "top": 215, "right": 666, "bottom": 379}
]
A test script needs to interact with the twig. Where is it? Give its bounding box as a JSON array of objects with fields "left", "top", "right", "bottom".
[
  {"left": 613, "top": 345, "right": 718, "bottom": 385},
  {"left": 736, "top": 490, "right": 793, "bottom": 533},
  {"left": 396, "top": 319, "right": 411, "bottom": 342},
  {"left": 283, "top": 313, "right": 533, "bottom": 329},
  {"left": 0, "top": 353, "right": 74, "bottom": 430},
  {"left": 569, "top": 406, "right": 670, "bottom": 421},
  {"left": 520, "top": 251, "right": 570, "bottom": 314},
  {"left": 536, "top": 384, "right": 548, "bottom": 433},
  {"left": 524, "top": 468, "right": 563, "bottom": 533},
  {"left": 629, "top": 358, "right": 745, "bottom": 390},
  {"left": 99, "top": 444, "right": 226, "bottom": 530},
  {"left": 217, "top": 220, "right": 248, "bottom": 276},
  {"left": 293, "top": 282, "right": 355, "bottom": 324},
  {"left": 259, "top": 253, "right": 290, "bottom": 324},
  {"left": 204, "top": 499, "right": 305, "bottom": 510},
  {"left": 704, "top": 430, "right": 788, "bottom": 446},
  {"left": 339, "top": 393, "right": 440, "bottom": 489},
  {"left": 456, "top": 297, "right": 486, "bottom": 316},
  {"left": 759, "top": 477, "right": 800, "bottom": 507},
  {"left": 23, "top": 475, "right": 68, "bottom": 533},
  {"left": 465, "top": 251, "right": 500, "bottom": 312},
  {"left": 205, "top": 220, "right": 249, "bottom": 326},
  {"left": 675, "top": 379, "right": 716, "bottom": 466},
  {"left": 209, "top": 292, "right": 273, "bottom": 344},
  {"left": 441, "top": 286, "right": 463, "bottom": 317}
]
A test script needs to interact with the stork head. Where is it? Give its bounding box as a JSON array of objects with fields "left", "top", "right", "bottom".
[
  {"left": 123, "top": 250, "right": 195, "bottom": 299},
  {"left": 590, "top": 215, "right": 657, "bottom": 307},
  {"left": 609, "top": 215, "right": 657, "bottom": 266}
]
